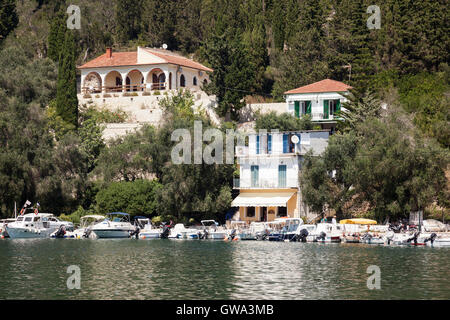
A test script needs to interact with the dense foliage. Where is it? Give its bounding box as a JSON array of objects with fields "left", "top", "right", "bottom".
[
  {"left": 300, "top": 92, "right": 449, "bottom": 222},
  {"left": 0, "top": 0, "right": 448, "bottom": 222}
]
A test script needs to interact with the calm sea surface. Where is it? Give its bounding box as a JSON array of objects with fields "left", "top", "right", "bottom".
[{"left": 0, "top": 239, "right": 448, "bottom": 300}]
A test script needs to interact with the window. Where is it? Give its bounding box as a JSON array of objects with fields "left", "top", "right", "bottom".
[
  {"left": 277, "top": 206, "right": 287, "bottom": 217},
  {"left": 329, "top": 99, "right": 341, "bottom": 116},
  {"left": 256, "top": 135, "right": 260, "bottom": 154},
  {"left": 180, "top": 74, "right": 186, "bottom": 87},
  {"left": 251, "top": 165, "right": 259, "bottom": 187},
  {"left": 193, "top": 76, "right": 197, "bottom": 86},
  {"left": 246, "top": 207, "right": 256, "bottom": 218},
  {"left": 295, "top": 101, "right": 311, "bottom": 117},
  {"left": 278, "top": 165, "right": 287, "bottom": 187},
  {"left": 283, "top": 134, "right": 295, "bottom": 153},
  {"left": 267, "top": 134, "right": 272, "bottom": 154}
]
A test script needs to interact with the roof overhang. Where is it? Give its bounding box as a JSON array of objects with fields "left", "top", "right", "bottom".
[{"left": 231, "top": 191, "right": 296, "bottom": 207}]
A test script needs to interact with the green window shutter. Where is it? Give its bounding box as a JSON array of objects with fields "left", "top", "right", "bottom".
[
  {"left": 323, "top": 100, "right": 329, "bottom": 119},
  {"left": 294, "top": 101, "right": 300, "bottom": 118},
  {"left": 306, "top": 101, "right": 311, "bottom": 114},
  {"left": 336, "top": 100, "right": 341, "bottom": 114}
]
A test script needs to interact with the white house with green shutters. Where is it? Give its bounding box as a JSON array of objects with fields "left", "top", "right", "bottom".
[{"left": 284, "top": 79, "right": 352, "bottom": 131}]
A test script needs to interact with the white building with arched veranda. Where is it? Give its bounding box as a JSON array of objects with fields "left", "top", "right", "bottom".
[{"left": 78, "top": 46, "right": 212, "bottom": 94}]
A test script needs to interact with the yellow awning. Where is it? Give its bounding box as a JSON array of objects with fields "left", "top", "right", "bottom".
[
  {"left": 231, "top": 191, "right": 295, "bottom": 207},
  {"left": 339, "top": 218, "right": 378, "bottom": 225}
]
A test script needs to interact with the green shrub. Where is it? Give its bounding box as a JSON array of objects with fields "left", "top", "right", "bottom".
[{"left": 153, "top": 90, "right": 161, "bottom": 95}]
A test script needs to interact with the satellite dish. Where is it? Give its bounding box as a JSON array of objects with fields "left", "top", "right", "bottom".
[
  {"left": 162, "top": 43, "right": 168, "bottom": 50},
  {"left": 291, "top": 135, "right": 300, "bottom": 144}
]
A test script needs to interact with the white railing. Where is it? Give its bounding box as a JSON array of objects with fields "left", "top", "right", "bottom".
[{"left": 233, "top": 178, "right": 298, "bottom": 189}]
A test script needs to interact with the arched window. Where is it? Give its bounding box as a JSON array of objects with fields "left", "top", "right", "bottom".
[
  {"left": 169, "top": 73, "right": 172, "bottom": 89},
  {"left": 203, "top": 79, "right": 208, "bottom": 86},
  {"left": 180, "top": 74, "right": 185, "bottom": 87},
  {"left": 193, "top": 76, "right": 197, "bottom": 86}
]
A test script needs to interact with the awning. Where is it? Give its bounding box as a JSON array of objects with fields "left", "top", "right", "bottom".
[{"left": 231, "top": 191, "right": 296, "bottom": 207}]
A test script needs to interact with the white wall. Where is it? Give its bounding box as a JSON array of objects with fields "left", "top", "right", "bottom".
[{"left": 285, "top": 92, "right": 348, "bottom": 121}]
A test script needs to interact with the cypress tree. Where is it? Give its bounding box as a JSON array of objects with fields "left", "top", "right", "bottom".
[
  {"left": 48, "top": 11, "right": 66, "bottom": 62},
  {"left": 0, "top": 0, "right": 18, "bottom": 45},
  {"left": 56, "top": 30, "right": 78, "bottom": 128}
]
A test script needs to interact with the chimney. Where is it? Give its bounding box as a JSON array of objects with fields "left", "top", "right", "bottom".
[{"left": 106, "top": 47, "right": 112, "bottom": 58}]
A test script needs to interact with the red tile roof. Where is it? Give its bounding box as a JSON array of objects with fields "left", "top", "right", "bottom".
[
  {"left": 284, "top": 79, "right": 352, "bottom": 94},
  {"left": 78, "top": 48, "right": 213, "bottom": 72},
  {"left": 78, "top": 52, "right": 138, "bottom": 69},
  {"left": 146, "top": 49, "right": 213, "bottom": 72}
]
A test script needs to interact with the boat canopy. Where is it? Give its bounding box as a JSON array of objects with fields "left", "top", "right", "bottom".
[
  {"left": 81, "top": 215, "right": 105, "bottom": 220},
  {"left": 231, "top": 191, "right": 295, "bottom": 207},
  {"left": 339, "top": 218, "right": 377, "bottom": 225}
]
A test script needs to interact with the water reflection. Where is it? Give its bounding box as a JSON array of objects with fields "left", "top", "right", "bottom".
[{"left": 0, "top": 239, "right": 448, "bottom": 299}]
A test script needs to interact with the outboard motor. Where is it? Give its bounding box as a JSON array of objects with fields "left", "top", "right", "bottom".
[
  {"left": 160, "top": 224, "right": 170, "bottom": 239},
  {"left": 229, "top": 229, "right": 237, "bottom": 240},
  {"left": 317, "top": 231, "right": 326, "bottom": 241},
  {"left": 406, "top": 231, "right": 420, "bottom": 245},
  {"left": 129, "top": 226, "right": 140, "bottom": 239},
  {"left": 54, "top": 225, "right": 66, "bottom": 238},
  {"left": 297, "top": 228, "right": 309, "bottom": 242},
  {"left": 424, "top": 233, "right": 437, "bottom": 245}
]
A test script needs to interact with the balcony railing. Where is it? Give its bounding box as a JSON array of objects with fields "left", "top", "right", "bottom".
[
  {"left": 233, "top": 178, "right": 298, "bottom": 189},
  {"left": 81, "top": 83, "right": 166, "bottom": 94}
]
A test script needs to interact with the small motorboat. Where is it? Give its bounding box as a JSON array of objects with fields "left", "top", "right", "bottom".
[
  {"left": 312, "top": 223, "right": 343, "bottom": 243},
  {"left": 5, "top": 210, "right": 71, "bottom": 239},
  {"left": 200, "top": 220, "right": 227, "bottom": 240},
  {"left": 249, "top": 222, "right": 271, "bottom": 241},
  {"left": 133, "top": 217, "right": 161, "bottom": 239},
  {"left": 169, "top": 223, "right": 200, "bottom": 239},
  {"left": 343, "top": 233, "right": 361, "bottom": 243},
  {"left": 360, "top": 233, "right": 385, "bottom": 244},
  {"left": 424, "top": 233, "right": 450, "bottom": 247},
  {"left": 228, "top": 221, "right": 253, "bottom": 240},
  {"left": 90, "top": 212, "right": 135, "bottom": 238},
  {"left": 69, "top": 215, "right": 106, "bottom": 239},
  {"left": 268, "top": 218, "right": 304, "bottom": 242}
]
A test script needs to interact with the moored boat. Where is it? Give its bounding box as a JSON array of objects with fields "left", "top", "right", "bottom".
[
  {"left": 90, "top": 212, "right": 135, "bottom": 238},
  {"left": 200, "top": 220, "right": 227, "bottom": 240},
  {"left": 5, "top": 211, "right": 71, "bottom": 239}
]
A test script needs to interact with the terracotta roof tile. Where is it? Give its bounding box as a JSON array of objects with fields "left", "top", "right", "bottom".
[
  {"left": 144, "top": 48, "right": 213, "bottom": 72},
  {"left": 78, "top": 48, "right": 213, "bottom": 72},
  {"left": 78, "top": 52, "right": 138, "bottom": 69},
  {"left": 284, "top": 79, "right": 352, "bottom": 94}
]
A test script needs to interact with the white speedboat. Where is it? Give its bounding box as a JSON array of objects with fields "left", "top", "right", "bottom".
[
  {"left": 312, "top": 223, "right": 343, "bottom": 243},
  {"left": 425, "top": 233, "right": 450, "bottom": 247},
  {"left": 228, "top": 221, "right": 254, "bottom": 240},
  {"left": 137, "top": 218, "right": 163, "bottom": 239},
  {"left": 249, "top": 222, "right": 271, "bottom": 240},
  {"left": 69, "top": 215, "right": 106, "bottom": 239},
  {"left": 200, "top": 220, "right": 227, "bottom": 240},
  {"left": 5, "top": 212, "right": 67, "bottom": 239},
  {"left": 169, "top": 223, "right": 200, "bottom": 240},
  {"left": 360, "top": 233, "right": 385, "bottom": 244},
  {"left": 268, "top": 218, "right": 304, "bottom": 241},
  {"left": 90, "top": 212, "right": 135, "bottom": 238}
]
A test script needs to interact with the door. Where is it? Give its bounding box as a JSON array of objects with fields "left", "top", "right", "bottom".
[
  {"left": 261, "top": 207, "right": 267, "bottom": 222},
  {"left": 278, "top": 165, "right": 287, "bottom": 187},
  {"left": 251, "top": 165, "right": 259, "bottom": 187},
  {"left": 323, "top": 100, "right": 329, "bottom": 119}
]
